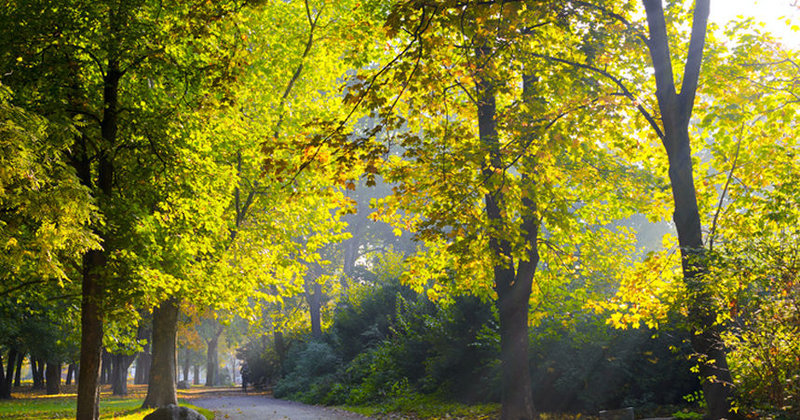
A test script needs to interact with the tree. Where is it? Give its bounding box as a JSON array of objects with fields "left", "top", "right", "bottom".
[
  {"left": 639, "top": 1, "right": 735, "bottom": 417},
  {"left": 0, "top": 0, "right": 255, "bottom": 416},
  {"left": 313, "top": 1, "right": 660, "bottom": 418}
]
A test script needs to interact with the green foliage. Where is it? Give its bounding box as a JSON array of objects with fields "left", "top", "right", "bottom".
[
  {"left": 529, "top": 319, "right": 700, "bottom": 412},
  {"left": 0, "top": 83, "right": 98, "bottom": 282},
  {"left": 273, "top": 340, "right": 341, "bottom": 402}
]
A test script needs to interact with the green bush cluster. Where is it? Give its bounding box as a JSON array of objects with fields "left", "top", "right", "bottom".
[
  {"left": 242, "top": 278, "right": 701, "bottom": 413},
  {"left": 271, "top": 280, "right": 500, "bottom": 406}
]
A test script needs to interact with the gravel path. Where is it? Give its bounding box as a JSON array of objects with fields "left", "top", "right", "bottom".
[{"left": 192, "top": 394, "right": 373, "bottom": 420}]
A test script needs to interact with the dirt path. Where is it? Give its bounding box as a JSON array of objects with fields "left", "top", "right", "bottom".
[{"left": 191, "top": 392, "right": 372, "bottom": 420}]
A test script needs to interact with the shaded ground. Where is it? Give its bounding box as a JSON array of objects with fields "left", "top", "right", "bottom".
[{"left": 191, "top": 390, "right": 371, "bottom": 420}]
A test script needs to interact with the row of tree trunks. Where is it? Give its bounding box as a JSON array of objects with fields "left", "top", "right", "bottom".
[{"left": 0, "top": 350, "right": 67, "bottom": 398}]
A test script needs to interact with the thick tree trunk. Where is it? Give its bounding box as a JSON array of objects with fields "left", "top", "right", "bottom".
[
  {"left": 476, "top": 62, "right": 539, "bottom": 420},
  {"left": 111, "top": 354, "right": 134, "bottom": 396},
  {"left": 45, "top": 362, "right": 61, "bottom": 395},
  {"left": 13, "top": 352, "right": 23, "bottom": 387},
  {"left": 497, "top": 279, "right": 535, "bottom": 420},
  {"left": 66, "top": 364, "right": 76, "bottom": 385},
  {"left": 76, "top": 250, "right": 104, "bottom": 420},
  {"left": 192, "top": 364, "right": 200, "bottom": 385},
  {"left": 142, "top": 297, "right": 180, "bottom": 408},
  {"left": 642, "top": 2, "right": 736, "bottom": 418},
  {"left": 205, "top": 336, "right": 219, "bottom": 387}
]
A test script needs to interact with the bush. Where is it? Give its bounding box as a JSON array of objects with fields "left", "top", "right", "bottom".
[
  {"left": 529, "top": 316, "right": 700, "bottom": 412},
  {"left": 274, "top": 340, "right": 341, "bottom": 402}
]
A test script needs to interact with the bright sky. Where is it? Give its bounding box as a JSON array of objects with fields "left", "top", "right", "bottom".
[{"left": 710, "top": 0, "right": 799, "bottom": 46}]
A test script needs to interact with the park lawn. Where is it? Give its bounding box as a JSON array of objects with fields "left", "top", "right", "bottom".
[{"left": 0, "top": 384, "right": 214, "bottom": 419}]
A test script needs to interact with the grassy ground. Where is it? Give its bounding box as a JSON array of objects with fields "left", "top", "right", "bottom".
[
  {"left": 336, "top": 394, "right": 602, "bottom": 420},
  {"left": 0, "top": 384, "right": 215, "bottom": 419}
]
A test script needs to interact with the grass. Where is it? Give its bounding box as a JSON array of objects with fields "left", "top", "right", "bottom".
[
  {"left": 0, "top": 384, "right": 215, "bottom": 419},
  {"left": 336, "top": 394, "right": 600, "bottom": 420}
]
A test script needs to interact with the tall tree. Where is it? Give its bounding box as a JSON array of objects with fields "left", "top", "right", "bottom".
[
  {"left": 311, "top": 2, "right": 659, "bottom": 418},
  {"left": 640, "top": 1, "right": 736, "bottom": 417}
]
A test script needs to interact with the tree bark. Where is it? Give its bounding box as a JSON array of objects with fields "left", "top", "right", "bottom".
[
  {"left": 273, "top": 330, "right": 285, "bottom": 373},
  {"left": 142, "top": 297, "right": 180, "bottom": 408},
  {"left": 475, "top": 57, "right": 539, "bottom": 420},
  {"left": 13, "top": 352, "right": 23, "bottom": 387},
  {"left": 642, "top": 1, "right": 736, "bottom": 418},
  {"left": 76, "top": 250, "right": 104, "bottom": 420},
  {"left": 181, "top": 349, "right": 191, "bottom": 383},
  {"left": 5, "top": 348, "right": 17, "bottom": 391},
  {"left": 193, "top": 364, "right": 200, "bottom": 385},
  {"left": 111, "top": 353, "right": 135, "bottom": 395},
  {"left": 0, "top": 354, "right": 9, "bottom": 399},
  {"left": 66, "top": 363, "right": 76, "bottom": 385},
  {"left": 33, "top": 358, "right": 45, "bottom": 389},
  {"left": 100, "top": 350, "right": 111, "bottom": 385},
  {"left": 205, "top": 336, "right": 219, "bottom": 386},
  {"left": 134, "top": 351, "right": 151, "bottom": 385},
  {"left": 45, "top": 362, "right": 61, "bottom": 395}
]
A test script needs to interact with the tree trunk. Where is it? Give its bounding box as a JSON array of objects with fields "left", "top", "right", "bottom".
[
  {"left": 142, "top": 297, "right": 180, "bottom": 408},
  {"left": 134, "top": 321, "right": 152, "bottom": 385},
  {"left": 100, "top": 350, "right": 111, "bottom": 385},
  {"left": 13, "top": 352, "right": 23, "bottom": 387},
  {"left": 274, "top": 330, "right": 286, "bottom": 373},
  {"left": 642, "top": 2, "right": 736, "bottom": 418},
  {"left": 33, "top": 358, "right": 45, "bottom": 389},
  {"left": 182, "top": 349, "right": 190, "bottom": 383},
  {"left": 205, "top": 336, "right": 219, "bottom": 387},
  {"left": 45, "top": 362, "right": 61, "bottom": 395},
  {"left": 475, "top": 60, "right": 539, "bottom": 420},
  {"left": 76, "top": 249, "right": 104, "bottom": 420},
  {"left": 5, "top": 348, "right": 17, "bottom": 390},
  {"left": 66, "top": 364, "right": 76, "bottom": 385},
  {"left": 193, "top": 364, "right": 200, "bottom": 385},
  {"left": 111, "top": 354, "right": 135, "bottom": 396},
  {"left": 134, "top": 351, "right": 151, "bottom": 385},
  {"left": 0, "top": 354, "right": 9, "bottom": 399}
]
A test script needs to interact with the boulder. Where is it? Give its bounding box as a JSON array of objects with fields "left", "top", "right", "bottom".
[
  {"left": 143, "top": 404, "right": 206, "bottom": 420},
  {"left": 176, "top": 380, "right": 190, "bottom": 389}
]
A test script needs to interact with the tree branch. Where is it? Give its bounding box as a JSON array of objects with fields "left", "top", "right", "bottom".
[{"left": 679, "top": 0, "right": 710, "bottom": 120}]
